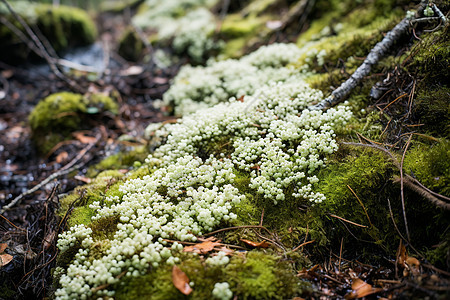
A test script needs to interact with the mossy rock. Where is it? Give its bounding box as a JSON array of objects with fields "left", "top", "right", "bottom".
[
  {"left": 29, "top": 92, "right": 118, "bottom": 154},
  {"left": 0, "top": 1, "right": 96, "bottom": 63},
  {"left": 117, "top": 27, "right": 144, "bottom": 62}
]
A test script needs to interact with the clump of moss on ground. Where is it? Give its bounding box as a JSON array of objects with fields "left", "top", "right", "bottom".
[
  {"left": 58, "top": 170, "right": 125, "bottom": 228},
  {"left": 29, "top": 92, "right": 118, "bottom": 154},
  {"left": 0, "top": 1, "right": 96, "bottom": 63},
  {"left": 86, "top": 146, "right": 149, "bottom": 178}
]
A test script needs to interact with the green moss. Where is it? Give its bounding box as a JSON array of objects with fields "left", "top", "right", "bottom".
[
  {"left": 29, "top": 92, "right": 118, "bottom": 154},
  {"left": 412, "top": 87, "right": 450, "bottom": 138},
  {"left": 316, "top": 146, "right": 397, "bottom": 253},
  {"left": 220, "top": 14, "right": 266, "bottom": 58},
  {"left": 115, "top": 250, "right": 305, "bottom": 299},
  {"left": 407, "top": 25, "right": 449, "bottom": 86},
  {"left": 86, "top": 146, "right": 149, "bottom": 177},
  {"left": 221, "top": 14, "right": 263, "bottom": 39},
  {"left": 403, "top": 140, "right": 450, "bottom": 195},
  {"left": 226, "top": 251, "right": 304, "bottom": 299},
  {"left": 314, "top": 142, "right": 450, "bottom": 260},
  {"left": 68, "top": 205, "right": 96, "bottom": 227},
  {"left": 118, "top": 27, "right": 144, "bottom": 62},
  {"left": 58, "top": 170, "right": 125, "bottom": 228},
  {"left": 0, "top": 2, "right": 96, "bottom": 63},
  {"left": 90, "top": 216, "right": 120, "bottom": 240},
  {"left": 227, "top": 169, "right": 328, "bottom": 252}
]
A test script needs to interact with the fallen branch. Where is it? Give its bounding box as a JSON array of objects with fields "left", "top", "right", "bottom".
[
  {"left": 0, "top": 137, "right": 99, "bottom": 214},
  {"left": 308, "top": 2, "right": 428, "bottom": 110}
]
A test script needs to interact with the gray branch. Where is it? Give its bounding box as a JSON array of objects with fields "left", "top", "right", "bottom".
[{"left": 308, "top": 3, "right": 429, "bottom": 111}]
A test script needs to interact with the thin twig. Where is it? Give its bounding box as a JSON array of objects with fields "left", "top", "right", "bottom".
[
  {"left": 1, "top": 137, "right": 99, "bottom": 214},
  {"left": 328, "top": 213, "right": 368, "bottom": 228},
  {"left": 292, "top": 240, "right": 315, "bottom": 252},
  {"left": 400, "top": 134, "right": 412, "bottom": 241},
  {"left": 344, "top": 141, "right": 450, "bottom": 209},
  {"left": 432, "top": 4, "right": 448, "bottom": 25},
  {"left": 394, "top": 176, "right": 450, "bottom": 210},
  {"left": 254, "top": 230, "right": 286, "bottom": 252},
  {"left": 387, "top": 198, "right": 408, "bottom": 243},
  {"left": 202, "top": 225, "right": 271, "bottom": 237},
  {"left": 381, "top": 93, "right": 408, "bottom": 111},
  {"left": 347, "top": 185, "right": 373, "bottom": 226},
  {"left": 338, "top": 237, "right": 343, "bottom": 272},
  {"left": 0, "top": 214, "right": 25, "bottom": 231}
]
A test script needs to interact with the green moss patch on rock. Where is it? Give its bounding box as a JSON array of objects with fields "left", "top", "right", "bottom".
[
  {"left": 29, "top": 92, "right": 118, "bottom": 154},
  {"left": 0, "top": 1, "right": 96, "bottom": 63}
]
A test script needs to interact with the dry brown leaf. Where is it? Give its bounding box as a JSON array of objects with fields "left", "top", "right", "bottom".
[
  {"left": 55, "top": 151, "right": 69, "bottom": 163},
  {"left": 172, "top": 265, "right": 193, "bottom": 295},
  {"left": 406, "top": 256, "right": 420, "bottom": 267},
  {"left": 43, "top": 231, "right": 57, "bottom": 250},
  {"left": 345, "top": 278, "right": 382, "bottom": 299},
  {"left": 398, "top": 241, "right": 407, "bottom": 268},
  {"left": 217, "top": 247, "right": 233, "bottom": 255},
  {"left": 196, "top": 236, "right": 217, "bottom": 242},
  {"left": 183, "top": 241, "right": 221, "bottom": 254},
  {"left": 406, "top": 256, "right": 421, "bottom": 276},
  {"left": 0, "top": 243, "right": 7, "bottom": 253},
  {"left": 153, "top": 77, "right": 169, "bottom": 85},
  {"left": 237, "top": 95, "right": 245, "bottom": 102},
  {"left": 0, "top": 254, "right": 13, "bottom": 267},
  {"left": 73, "top": 132, "right": 97, "bottom": 144},
  {"left": 240, "top": 239, "right": 270, "bottom": 248}
]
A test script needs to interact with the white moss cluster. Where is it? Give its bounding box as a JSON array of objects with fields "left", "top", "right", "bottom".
[
  {"left": 212, "top": 282, "right": 233, "bottom": 300},
  {"left": 165, "top": 8, "right": 217, "bottom": 61},
  {"left": 56, "top": 155, "right": 243, "bottom": 299},
  {"left": 154, "top": 79, "right": 352, "bottom": 204},
  {"left": 162, "top": 43, "right": 305, "bottom": 115},
  {"left": 206, "top": 251, "right": 230, "bottom": 266},
  {"left": 133, "top": 0, "right": 219, "bottom": 62},
  {"left": 56, "top": 224, "right": 93, "bottom": 252}
]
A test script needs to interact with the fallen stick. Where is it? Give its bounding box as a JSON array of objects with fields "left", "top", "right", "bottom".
[
  {"left": 308, "top": 2, "right": 430, "bottom": 110},
  {"left": 0, "top": 137, "right": 99, "bottom": 214}
]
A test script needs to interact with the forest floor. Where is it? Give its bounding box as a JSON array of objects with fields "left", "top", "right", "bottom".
[{"left": 0, "top": 3, "right": 449, "bottom": 300}]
